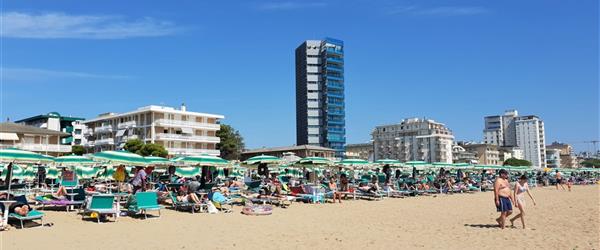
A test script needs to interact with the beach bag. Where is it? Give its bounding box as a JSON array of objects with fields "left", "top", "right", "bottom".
[
  {"left": 206, "top": 200, "right": 219, "bottom": 214},
  {"left": 113, "top": 166, "right": 126, "bottom": 182}
]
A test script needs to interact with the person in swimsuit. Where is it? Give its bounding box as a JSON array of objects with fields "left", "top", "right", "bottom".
[
  {"left": 494, "top": 169, "right": 514, "bottom": 229},
  {"left": 510, "top": 175, "right": 536, "bottom": 229},
  {"left": 555, "top": 170, "right": 566, "bottom": 190}
]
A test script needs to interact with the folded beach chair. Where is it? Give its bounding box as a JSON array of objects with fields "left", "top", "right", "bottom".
[
  {"left": 168, "top": 192, "right": 205, "bottom": 214},
  {"left": 8, "top": 195, "right": 45, "bottom": 229},
  {"left": 128, "top": 192, "right": 163, "bottom": 219},
  {"left": 81, "top": 194, "right": 118, "bottom": 223}
]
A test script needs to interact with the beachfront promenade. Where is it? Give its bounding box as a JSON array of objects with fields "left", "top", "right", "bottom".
[{"left": 2, "top": 185, "right": 598, "bottom": 250}]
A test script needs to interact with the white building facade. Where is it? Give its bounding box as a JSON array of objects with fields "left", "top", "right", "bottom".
[
  {"left": 83, "top": 105, "right": 223, "bottom": 156},
  {"left": 515, "top": 115, "right": 546, "bottom": 168},
  {"left": 372, "top": 118, "right": 454, "bottom": 163}
]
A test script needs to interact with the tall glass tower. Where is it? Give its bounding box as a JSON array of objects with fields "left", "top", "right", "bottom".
[{"left": 295, "top": 38, "right": 346, "bottom": 158}]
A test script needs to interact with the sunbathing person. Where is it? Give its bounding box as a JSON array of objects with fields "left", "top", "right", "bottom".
[
  {"left": 176, "top": 189, "right": 203, "bottom": 204},
  {"left": 9, "top": 201, "right": 31, "bottom": 216}
]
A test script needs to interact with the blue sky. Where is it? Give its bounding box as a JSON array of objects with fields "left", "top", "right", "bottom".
[{"left": 1, "top": 0, "right": 598, "bottom": 152}]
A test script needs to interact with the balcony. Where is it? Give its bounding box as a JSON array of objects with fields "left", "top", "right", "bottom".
[
  {"left": 94, "top": 125, "right": 113, "bottom": 133},
  {"left": 5, "top": 143, "right": 72, "bottom": 153},
  {"left": 118, "top": 121, "right": 137, "bottom": 129},
  {"left": 154, "top": 119, "right": 220, "bottom": 130},
  {"left": 94, "top": 138, "right": 115, "bottom": 145},
  {"left": 166, "top": 147, "right": 220, "bottom": 156},
  {"left": 155, "top": 133, "right": 220, "bottom": 143}
]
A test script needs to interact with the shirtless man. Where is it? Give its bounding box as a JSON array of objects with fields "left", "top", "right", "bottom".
[{"left": 494, "top": 169, "right": 513, "bottom": 229}]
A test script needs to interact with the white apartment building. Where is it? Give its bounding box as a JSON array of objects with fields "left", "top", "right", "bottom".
[
  {"left": 0, "top": 122, "right": 71, "bottom": 156},
  {"left": 83, "top": 105, "right": 223, "bottom": 156},
  {"left": 372, "top": 118, "right": 454, "bottom": 163},
  {"left": 515, "top": 115, "right": 546, "bottom": 168}
]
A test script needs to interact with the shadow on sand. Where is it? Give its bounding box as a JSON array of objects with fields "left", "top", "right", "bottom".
[{"left": 464, "top": 224, "right": 500, "bottom": 229}]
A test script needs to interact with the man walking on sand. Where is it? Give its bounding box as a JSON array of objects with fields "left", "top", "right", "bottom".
[{"left": 494, "top": 169, "right": 513, "bottom": 229}]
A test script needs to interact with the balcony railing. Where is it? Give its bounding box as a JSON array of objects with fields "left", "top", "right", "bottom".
[
  {"left": 154, "top": 119, "right": 220, "bottom": 130},
  {"left": 165, "top": 148, "right": 220, "bottom": 156},
  {"left": 2, "top": 143, "right": 72, "bottom": 153},
  {"left": 155, "top": 133, "right": 220, "bottom": 143},
  {"left": 94, "top": 138, "right": 115, "bottom": 145},
  {"left": 94, "top": 125, "right": 113, "bottom": 133},
  {"left": 118, "top": 121, "right": 137, "bottom": 129}
]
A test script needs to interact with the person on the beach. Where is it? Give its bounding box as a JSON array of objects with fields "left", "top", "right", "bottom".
[
  {"left": 131, "top": 166, "right": 147, "bottom": 193},
  {"left": 510, "top": 175, "right": 536, "bottom": 229},
  {"left": 494, "top": 169, "right": 513, "bottom": 229},
  {"left": 555, "top": 170, "right": 566, "bottom": 190},
  {"left": 328, "top": 177, "right": 342, "bottom": 203}
]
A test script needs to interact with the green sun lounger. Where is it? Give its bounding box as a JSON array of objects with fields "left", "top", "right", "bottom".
[
  {"left": 168, "top": 192, "right": 205, "bottom": 213},
  {"left": 128, "top": 192, "right": 163, "bottom": 219},
  {"left": 81, "top": 195, "right": 118, "bottom": 223},
  {"left": 8, "top": 195, "right": 45, "bottom": 229}
]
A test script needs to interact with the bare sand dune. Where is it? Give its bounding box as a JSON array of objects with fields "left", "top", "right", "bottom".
[{"left": 1, "top": 185, "right": 598, "bottom": 250}]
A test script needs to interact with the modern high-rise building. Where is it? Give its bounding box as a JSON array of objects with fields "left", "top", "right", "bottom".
[
  {"left": 295, "top": 38, "right": 345, "bottom": 158},
  {"left": 372, "top": 118, "right": 454, "bottom": 163},
  {"left": 483, "top": 110, "right": 518, "bottom": 146},
  {"left": 484, "top": 110, "right": 546, "bottom": 168},
  {"left": 515, "top": 115, "right": 546, "bottom": 168}
]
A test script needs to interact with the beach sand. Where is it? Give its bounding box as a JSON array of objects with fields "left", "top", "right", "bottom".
[{"left": 1, "top": 185, "right": 598, "bottom": 250}]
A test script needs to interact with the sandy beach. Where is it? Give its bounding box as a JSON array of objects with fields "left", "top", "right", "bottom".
[{"left": 1, "top": 185, "right": 598, "bottom": 250}]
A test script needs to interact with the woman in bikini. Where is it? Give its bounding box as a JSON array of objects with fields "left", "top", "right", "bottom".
[{"left": 510, "top": 175, "right": 536, "bottom": 229}]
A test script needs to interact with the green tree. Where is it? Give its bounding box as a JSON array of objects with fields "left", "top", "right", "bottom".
[
  {"left": 71, "top": 145, "right": 86, "bottom": 155},
  {"left": 503, "top": 158, "right": 532, "bottom": 166},
  {"left": 217, "top": 124, "right": 245, "bottom": 160},
  {"left": 124, "top": 139, "right": 144, "bottom": 154},
  {"left": 139, "top": 143, "right": 168, "bottom": 157},
  {"left": 580, "top": 159, "right": 600, "bottom": 167}
]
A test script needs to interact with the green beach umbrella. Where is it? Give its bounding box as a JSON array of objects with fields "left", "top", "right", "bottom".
[
  {"left": 297, "top": 157, "right": 333, "bottom": 165},
  {"left": 339, "top": 158, "right": 369, "bottom": 166},
  {"left": 54, "top": 154, "right": 96, "bottom": 167},
  {"left": 175, "top": 167, "right": 201, "bottom": 178},
  {"left": 92, "top": 150, "right": 148, "bottom": 166},
  {"left": 174, "top": 154, "right": 228, "bottom": 167},
  {"left": 75, "top": 166, "right": 101, "bottom": 179},
  {"left": 144, "top": 156, "right": 171, "bottom": 166},
  {"left": 242, "top": 155, "right": 282, "bottom": 165},
  {"left": 46, "top": 167, "right": 61, "bottom": 179},
  {"left": 0, "top": 148, "right": 55, "bottom": 164}
]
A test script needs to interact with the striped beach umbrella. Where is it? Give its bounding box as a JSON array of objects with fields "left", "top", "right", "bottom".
[
  {"left": 54, "top": 154, "right": 96, "bottom": 167},
  {"left": 173, "top": 154, "right": 228, "bottom": 167},
  {"left": 0, "top": 148, "right": 55, "bottom": 164},
  {"left": 339, "top": 158, "right": 370, "bottom": 169},
  {"left": 144, "top": 156, "right": 171, "bottom": 166},
  {"left": 75, "top": 166, "right": 101, "bottom": 179},
  {"left": 45, "top": 166, "right": 61, "bottom": 179},
  {"left": 297, "top": 157, "right": 333, "bottom": 165},
  {"left": 175, "top": 167, "right": 201, "bottom": 178},
  {"left": 242, "top": 155, "right": 282, "bottom": 166},
  {"left": 92, "top": 150, "right": 148, "bottom": 166}
]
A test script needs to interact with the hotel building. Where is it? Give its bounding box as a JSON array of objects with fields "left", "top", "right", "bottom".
[
  {"left": 372, "top": 118, "right": 454, "bottom": 163},
  {"left": 15, "top": 112, "right": 87, "bottom": 146},
  {"left": 483, "top": 110, "right": 546, "bottom": 168},
  {"left": 83, "top": 105, "right": 223, "bottom": 156},
  {"left": 0, "top": 122, "right": 71, "bottom": 156},
  {"left": 295, "top": 38, "right": 346, "bottom": 158}
]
